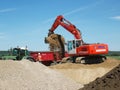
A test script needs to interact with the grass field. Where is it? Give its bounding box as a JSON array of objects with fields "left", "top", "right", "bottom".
[
  {"left": 107, "top": 56, "right": 120, "bottom": 60},
  {"left": 107, "top": 51, "right": 120, "bottom": 60}
]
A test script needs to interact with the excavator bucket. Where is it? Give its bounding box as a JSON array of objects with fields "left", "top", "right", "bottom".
[{"left": 45, "top": 34, "right": 65, "bottom": 58}]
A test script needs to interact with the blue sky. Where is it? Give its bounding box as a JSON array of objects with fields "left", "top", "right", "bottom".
[{"left": 0, "top": 0, "right": 120, "bottom": 51}]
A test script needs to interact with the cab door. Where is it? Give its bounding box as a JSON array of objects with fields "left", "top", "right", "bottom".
[{"left": 67, "top": 40, "right": 76, "bottom": 54}]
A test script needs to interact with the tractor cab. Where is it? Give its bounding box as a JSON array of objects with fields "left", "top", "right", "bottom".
[
  {"left": 12, "top": 47, "right": 29, "bottom": 60},
  {"left": 1, "top": 47, "right": 30, "bottom": 60}
]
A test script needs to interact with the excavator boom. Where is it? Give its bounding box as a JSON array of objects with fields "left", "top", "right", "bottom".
[{"left": 49, "top": 15, "right": 82, "bottom": 39}]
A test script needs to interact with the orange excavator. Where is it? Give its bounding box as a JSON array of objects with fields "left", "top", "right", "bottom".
[{"left": 45, "top": 15, "right": 108, "bottom": 63}]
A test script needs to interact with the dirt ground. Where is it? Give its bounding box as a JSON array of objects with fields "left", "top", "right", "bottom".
[
  {"left": 0, "top": 58, "right": 119, "bottom": 90},
  {"left": 50, "top": 58, "right": 120, "bottom": 85}
]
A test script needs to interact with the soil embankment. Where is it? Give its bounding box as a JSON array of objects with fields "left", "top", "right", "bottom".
[{"left": 50, "top": 58, "right": 120, "bottom": 85}]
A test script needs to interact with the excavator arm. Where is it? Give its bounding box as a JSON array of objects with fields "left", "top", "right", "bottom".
[{"left": 48, "top": 15, "right": 82, "bottom": 40}]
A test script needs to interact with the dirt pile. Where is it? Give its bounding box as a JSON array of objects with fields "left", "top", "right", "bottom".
[
  {"left": 50, "top": 58, "right": 120, "bottom": 84},
  {"left": 80, "top": 64, "right": 120, "bottom": 90},
  {"left": 0, "top": 60, "right": 83, "bottom": 90}
]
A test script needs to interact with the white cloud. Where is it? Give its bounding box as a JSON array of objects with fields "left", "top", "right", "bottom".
[
  {"left": 0, "top": 8, "right": 16, "bottom": 13},
  {"left": 42, "top": 17, "right": 55, "bottom": 24},
  {"left": 42, "top": 6, "right": 87, "bottom": 24},
  {"left": 63, "top": 7, "right": 88, "bottom": 16},
  {"left": 110, "top": 16, "right": 120, "bottom": 20},
  {"left": 42, "top": 1, "right": 100, "bottom": 24},
  {"left": 63, "top": 0, "right": 102, "bottom": 16}
]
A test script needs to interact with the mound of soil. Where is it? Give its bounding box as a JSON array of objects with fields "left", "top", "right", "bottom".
[
  {"left": 80, "top": 64, "right": 120, "bottom": 90},
  {"left": 0, "top": 60, "right": 83, "bottom": 90},
  {"left": 50, "top": 58, "right": 120, "bottom": 84}
]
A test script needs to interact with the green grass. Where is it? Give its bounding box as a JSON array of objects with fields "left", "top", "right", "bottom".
[{"left": 107, "top": 56, "right": 120, "bottom": 60}]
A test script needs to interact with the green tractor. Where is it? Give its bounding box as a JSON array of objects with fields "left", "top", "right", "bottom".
[{"left": 1, "top": 47, "right": 34, "bottom": 61}]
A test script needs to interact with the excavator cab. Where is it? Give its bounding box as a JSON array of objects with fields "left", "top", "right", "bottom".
[{"left": 67, "top": 39, "right": 83, "bottom": 54}]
